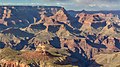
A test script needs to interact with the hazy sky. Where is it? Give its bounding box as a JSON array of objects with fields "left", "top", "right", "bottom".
[{"left": 0, "top": 0, "right": 120, "bottom": 10}]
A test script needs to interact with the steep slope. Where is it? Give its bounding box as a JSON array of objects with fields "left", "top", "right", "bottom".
[
  {"left": 89, "top": 52, "right": 120, "bottom": 67},
  {"left": 0, "top": 28, "right": 34, "bottom": 50},
  {"left": 0, "top": 6, "right": 62, "bottom": 28}
]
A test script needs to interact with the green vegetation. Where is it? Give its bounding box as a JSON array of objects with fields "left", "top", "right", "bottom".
[
  {"left": 0, "top": 48, "right": 21, "bottom": 60},
  {"left": 47, "top": 48, "right": 70, "bottom": 57},
  {"left": 0, "top": 47, "right": 76, "bottom": 67}
]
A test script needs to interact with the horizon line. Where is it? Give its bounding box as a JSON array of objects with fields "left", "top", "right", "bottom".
[{"left": 0, "top": 4, "right": 120, "bottom": 11}]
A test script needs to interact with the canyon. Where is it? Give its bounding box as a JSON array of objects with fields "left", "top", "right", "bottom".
[{"left": 0, "top": 6, "right": 120, "bottom": 67}]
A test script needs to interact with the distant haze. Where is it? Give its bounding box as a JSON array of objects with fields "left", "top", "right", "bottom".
[{"left": 0, "top": 0, "right": 120, "bottom": 11}]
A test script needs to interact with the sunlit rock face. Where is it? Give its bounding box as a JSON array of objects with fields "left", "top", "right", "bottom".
[{"left": 0, "top": 60, "right": 29, "bottom": 67}]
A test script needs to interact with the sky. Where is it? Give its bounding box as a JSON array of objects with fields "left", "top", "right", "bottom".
[{"left": 0, "top": 0, "right": 120, "bottom": 11}]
